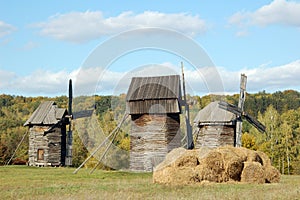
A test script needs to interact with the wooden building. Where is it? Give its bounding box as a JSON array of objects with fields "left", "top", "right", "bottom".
[
  {"left": 193, "top": 101, "right": 236, "bottom": 148},
  {"left": 24, "top": 101, "right": 69, "bottom": 167},
  {"left": 126, "top": 75, "right": 182, "bottom": 172}
]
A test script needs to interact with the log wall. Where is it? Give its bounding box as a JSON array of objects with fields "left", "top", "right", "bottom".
[
  {"left": 28, "top": 125, "right": 66, "bottom": 166},
  {"left": 195, "top": 125, "right": 235, "bottom": 149},
  {"left": 130, "top": 114, "right": 181, "bottom": 172}
]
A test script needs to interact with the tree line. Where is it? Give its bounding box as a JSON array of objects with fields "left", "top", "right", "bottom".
[{"left": 0, "top": 90, "right": 299, "bottom": 174}]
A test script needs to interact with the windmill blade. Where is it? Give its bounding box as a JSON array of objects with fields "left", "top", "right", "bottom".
[
  {"left": 219, "top": 101, "right": 265, "bottom": 133},
  {"left": 218, "top": 101, "right": 242, "bottom": 116},
  {"left": 243, "top": 112, "right": 266, "bottom": 133},
  {"left": 73, "top": 110, "right": 94, "bottom": 119}
]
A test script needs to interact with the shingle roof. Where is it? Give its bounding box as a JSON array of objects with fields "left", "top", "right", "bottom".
[
  {"left": 126, "top": 75, "right": 182, "bottom": 114},
  {"left": 24, "top": 101, "right": 67, "bottom": 126},
  {"left": 126, "top": 75, "right": 181, "bottom": 101},
  {"left": 194, "top": 101, "right": 236, "bottom": 124}
]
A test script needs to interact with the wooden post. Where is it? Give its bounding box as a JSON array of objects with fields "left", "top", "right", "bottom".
[
  {"left": 236, "top": 74, "right": 247, "bottom": 147},
  {"left": 65, "top": 79, "right": 73, "bottom": 166},
  {"left": 181, "top": 62, "right": 194, "bottom": 149}
]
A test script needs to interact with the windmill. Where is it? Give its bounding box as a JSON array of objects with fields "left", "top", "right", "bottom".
[
  {"left": 218, "top": 74, "right": 265, "bottom": 147},
  {"left": 66, "top": 79, "right": 94, "bottom": 166},
  {"left": 8, "top": 79, "right": 93, "bottom": 167}
]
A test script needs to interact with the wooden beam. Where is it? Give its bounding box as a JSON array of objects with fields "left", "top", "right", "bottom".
[
  {"left": 181, "top": 62, "right": 194, "bottom": 149},
  {"left": 236, "top": 74, "right": 247, "bottom": 147}
]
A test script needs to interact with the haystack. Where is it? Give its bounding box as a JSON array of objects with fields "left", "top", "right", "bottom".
[{"left": 153, "top": 146, "right": 280, "bottom": 185}]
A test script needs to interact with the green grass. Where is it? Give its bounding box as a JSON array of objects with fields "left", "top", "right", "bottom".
[{"left": 0, "top": 166, "right": 300, "bottom": 200}]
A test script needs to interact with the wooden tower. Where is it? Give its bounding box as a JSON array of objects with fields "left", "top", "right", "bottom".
[{"left": 126, "top": 75, "right": 182, "bottom": 172}]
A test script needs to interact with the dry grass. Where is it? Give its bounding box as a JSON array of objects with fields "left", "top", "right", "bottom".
[
  {"left": 0, "top": 166, "right": 300, "bottom": 200},
  {"left": 154, "top": 146, "right": 281, "bottom": 185}
]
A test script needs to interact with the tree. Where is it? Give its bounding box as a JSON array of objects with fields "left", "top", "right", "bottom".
[
  {"left": 278, "top": 121, "right": 293, "bottom": 174},
  {"left": 241, "top": 132, "right": 256, "bottom": 150}
]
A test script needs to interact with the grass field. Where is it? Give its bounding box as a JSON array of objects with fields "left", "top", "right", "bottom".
[{"left": 0, "top": 166, "right": 299, "bottom": 200}]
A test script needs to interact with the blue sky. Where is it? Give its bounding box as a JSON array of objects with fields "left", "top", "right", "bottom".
[{"left": 0, "top": 0, "right": 300, "bottom": 96}]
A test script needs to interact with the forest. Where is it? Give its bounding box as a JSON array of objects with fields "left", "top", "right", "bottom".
[{"left": 0, "top": 90, "right": 299, "bottom": 174}]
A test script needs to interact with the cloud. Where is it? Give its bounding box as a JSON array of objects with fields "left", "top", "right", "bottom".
[
  {"left": 0, "top": 20, "right": 16, "bottom": 37},
  {"left": 229, "top": 0, "right": 300, "bottom": 33},
  {"left": 1, "top": 60, "right": 299, "bottom": 96},
  {"left": 217, "top": 60, "right": 300, "bottom": 93},
  {"left": 245, "top": 60, "right": 300, "bottom": 92},
  {"left": 33, "top": 11, "right": 207, "bottom": 43},
  {"left": 0, "top": 70, "right": 17, "bottom": 88},
  {"left": 0, "top": 69, "right": 71, "bottom": 96},
  {"left": 19, "top": 41, "right": 39, "bottom": 51}
]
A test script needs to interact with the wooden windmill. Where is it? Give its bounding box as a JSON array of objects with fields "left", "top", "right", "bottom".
[
  {"left": 193, "top": 74, "right": 265, "bottom": 148},
  {"left": 218, "top": 74, "right": 265, "bottom": 147},
  {"left": 21, "top": 79, "right": 93, "bottom": 167}
]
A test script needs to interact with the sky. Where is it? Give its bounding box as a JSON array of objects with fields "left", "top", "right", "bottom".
[{"left": 0, "top": 0, "right": 300, "bottom": 97}]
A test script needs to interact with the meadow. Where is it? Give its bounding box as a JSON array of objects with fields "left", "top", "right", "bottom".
[{"left": 0, "top": 166, "right": 299, "bottom": 200}]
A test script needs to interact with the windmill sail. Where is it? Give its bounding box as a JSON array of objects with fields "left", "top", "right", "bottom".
[
  {"left": 218, "top": 101, "right": 265, "bottom": 133},
  {"left": 73, "top": 110, "right": 94, "bottom": 119},
  {"left": 219, "top": 101, "right": 242, "bottom": 115},
  {"left": 243, "top": 113, "right": 265, "bottom": 133}
]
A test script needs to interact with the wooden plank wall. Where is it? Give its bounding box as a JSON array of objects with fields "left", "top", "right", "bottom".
[
  {"left": 194, "top": 125, "right": 235, "bottom": 149},
  {"left": 28, "top": 125, "right": 64, "bottom": 166},
  {"left": 129, "top": 114, "right": 181, "bottom": 172},
  {"left": 127, "top": 99, "right": 180, "bottom": 114}
]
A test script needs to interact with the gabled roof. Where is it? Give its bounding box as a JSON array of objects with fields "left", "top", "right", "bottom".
[
  {"left": 126, "top": 75, "right": 181, "bottom": 101},
  {"left": 24, "top": 101, "right": 68, "bottom": 126},
  {"left": 194, "top": 101, "right": 236, "bottom": 125}
]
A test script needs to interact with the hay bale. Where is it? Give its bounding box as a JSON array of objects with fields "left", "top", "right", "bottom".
[
  {"left": 198, "top": 151, "right": 225, "bottom": 182},
  {"left": 264, "top": 165, "right": 281, "bottom": 183},
  {"left": 153, "top": 146, "right": 280, "bottom": 185},
  {"left": 241, "top": 162, "right": 265, "bottom": 183},
  {"left": 226, "top": 146, "right": 248, "bottom": 161},
  {"left": 247, "top": 152, "right": 263, "bottom": 165},
  {"left": 256, "top": 151, "right": 271, "bottom": 167},
  {"left": 215, "top": 146, "right": 245, "bottom": 181},
  {"left": 174, "top": 154, "right": 199, "bottom": 168},
  {"left": 225, "top": 158, "right": 244, "bottom": 181},
  {"left": 194, "top": 146, "right": 213, "bottom": 160},
  {"left": 153, "top": 166, "right": 198, "bottom": 185},
  {"left": 154, "top": 147, "right": 187, "bottom": 171}
]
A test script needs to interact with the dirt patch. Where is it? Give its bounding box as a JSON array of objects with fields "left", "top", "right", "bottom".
[{"left": 153, "top": 146, "right": 280, "bottom": 185}]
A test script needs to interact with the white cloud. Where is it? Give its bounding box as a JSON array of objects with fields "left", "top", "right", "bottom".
[
  {"left": 245, "top": 60, "right": 300, "bottom": 91},
  {"left": 217, "top": 60, "right": 300, "bottom": 93},
  {"left": 1, "top": 61, "right": 299, "bottom": 96},
  {"left": 0, "top": 20, "right": 16, "bottom": 37},
  {"left": 19, "top": 41, "right": 39, "bottom": 51},
  {"left": 33, "top": 11, "right": 207, "bottom": 43},
  {"left": 0, "top": 69, "right": 71, "bottom": 96},
  {"left": 0, "top": 70, "right": 17, "bottom": 88},
  {"left": 229, "top": 0, "right": 300, "bottom": 32}
]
